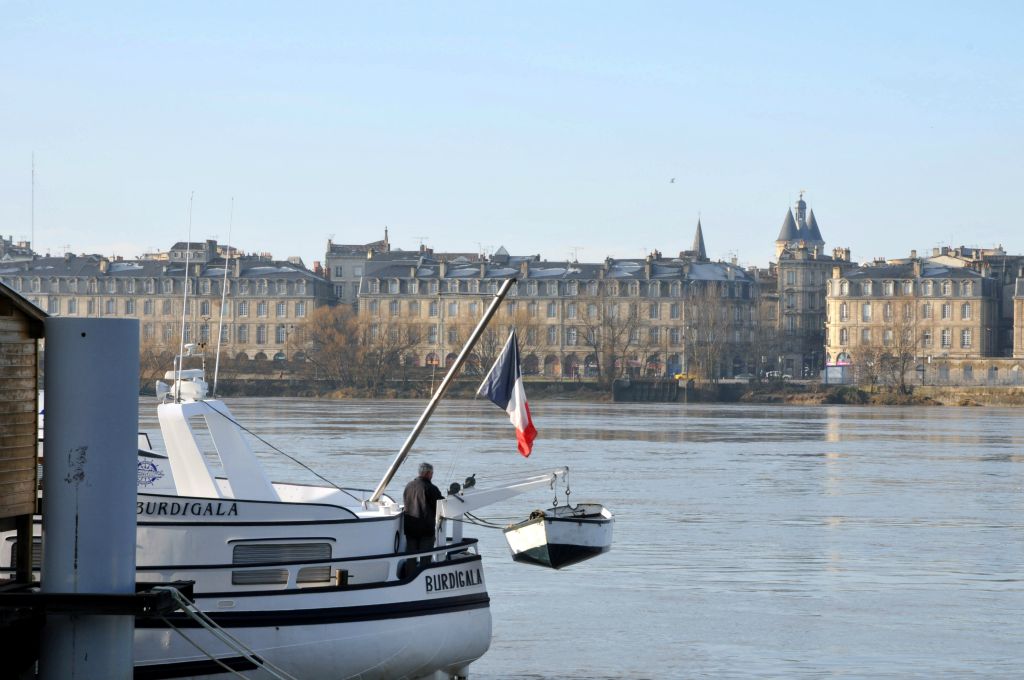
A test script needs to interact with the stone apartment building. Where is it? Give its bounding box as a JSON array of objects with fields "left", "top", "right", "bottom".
[
  {"left": 823, "top": 257, "right": 1012, "bottom": 384},
  {"left": 356, "top": 228, "right": 758, "bottom": 380},
  {"left": 324, "top": 231, "right": 391, "bottom": 305},
  {"left": 0, "top": 240, "right": 333, "bottom": 362},
  {"left": 1016, "top": 280, "right": 1024, "bottom": 359}
]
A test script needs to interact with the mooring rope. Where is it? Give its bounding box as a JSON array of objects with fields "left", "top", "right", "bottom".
[{"left": 154, "top": 586, "right": 300, "bottom": 680}]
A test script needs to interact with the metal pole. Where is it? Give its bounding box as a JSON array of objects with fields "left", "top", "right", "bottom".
[
  {"left": 40, "top": 318, "right": 139, "bottom": 680},
  {"left": 369, "top": 277, "right": 516, "bottom": 503}
]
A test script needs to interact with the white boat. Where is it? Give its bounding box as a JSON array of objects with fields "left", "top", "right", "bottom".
[
  {"left": 6, "top": 363, "right": 574, "bottom": 679},
  {"left": 503, "top": 503, "right": 614, "bottom": 570},
  {"left": 2, "top": 278, "right": 608, "bottom": 678}
]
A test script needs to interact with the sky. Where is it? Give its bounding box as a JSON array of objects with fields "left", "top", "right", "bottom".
[{"left": 1, "top": 2, "right": 1022, "bottom": 270}]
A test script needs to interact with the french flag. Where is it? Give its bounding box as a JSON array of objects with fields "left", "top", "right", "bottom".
[{"left": 477, "top": 330, "right": 537, "bottom": 457}]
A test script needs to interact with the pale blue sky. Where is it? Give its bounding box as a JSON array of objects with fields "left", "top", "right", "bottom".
[{"left": 2, "top": 2, "right": 1021, "bottom": 268}]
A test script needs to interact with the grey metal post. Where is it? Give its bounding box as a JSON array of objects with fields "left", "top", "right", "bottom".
[
  {"left": 369, "top": 277, "right": 516, "bottom": 503},
  {"left": 40, "top": 318, "right": 139, "bottom": 680}
]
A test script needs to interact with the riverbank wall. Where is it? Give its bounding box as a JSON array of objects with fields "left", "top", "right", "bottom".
[{"left": 141, "top": 376, "right": 1024, "bottom": 407}]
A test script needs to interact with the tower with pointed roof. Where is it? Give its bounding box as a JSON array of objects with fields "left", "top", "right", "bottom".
[
  {"left": 775, "top": 192, "right": 824, "bottom": 258},
  {"left": 691, "top": 219, "right": 707, "bottom": 262},
  {"left": 773, "top": 192, "right": 853, "bottom": 378}
]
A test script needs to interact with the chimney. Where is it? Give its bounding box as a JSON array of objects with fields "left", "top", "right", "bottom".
[
  {"left": 480, "top": 263, "right": 486, "bottom": 277},
  {"left": 233, "top": 258, "right": 241, "bottom": 277},
  {"left": 439, "top": 260, "right": 447, "bottom": 278},
  {"left": 910, "top": 249, "right": 917, "bottom": 259},
  {"left": 832, "top": 265, "right": 842, "bottom": 279},
  {"left": 913, "top": 260, "right": 922, "bottom": 277},
  {"left": 520, "top": 260, "right": 529, "bottom": 278},
  {"left": 410, "top": 266, "right": 416, "bottom": 277}
]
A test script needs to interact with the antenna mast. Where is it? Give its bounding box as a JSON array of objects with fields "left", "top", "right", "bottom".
[{"left": 30, "top": 153, "right": 35, "bottom": 252}]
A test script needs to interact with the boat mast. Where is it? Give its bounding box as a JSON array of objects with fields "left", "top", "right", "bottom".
[
  {"left": 212, "top": 197, "right": 233, "bottom": 397},
  {"left": 175, "top": 192, "right": 194, "bottom": 402},
  {"left": 368, "top": 276, "right": 516, "bottom": 503}
]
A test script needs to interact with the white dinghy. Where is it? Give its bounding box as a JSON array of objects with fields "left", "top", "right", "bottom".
[{"left": 503, "top": 503, "right": 614, "bottom": 569}]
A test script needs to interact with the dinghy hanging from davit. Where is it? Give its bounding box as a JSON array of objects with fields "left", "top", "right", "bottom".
[{"left": 503, "top": 503, "right": 614, "bottom": 570}]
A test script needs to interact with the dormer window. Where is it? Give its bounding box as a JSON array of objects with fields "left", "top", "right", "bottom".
[{"left": 839, "top": 280, "right": 849, "bottom": 296}]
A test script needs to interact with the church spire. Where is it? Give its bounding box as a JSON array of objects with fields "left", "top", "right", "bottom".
[{"left": 692, "top": 218, "right": 707, "bottom": 261}]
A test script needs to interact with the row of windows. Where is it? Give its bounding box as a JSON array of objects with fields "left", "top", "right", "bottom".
[
  {"left": 35, "top": 297, "right": 308, "bottom": 318},
  {"left": 836, "top": 327, "right": 975, "bottom": 349},
  {"left": 366, "top": 299, "right": 752, "bottom": 323},
  {"left": 4, "top": 276, "right": 310, "bottom": 296},
  {"left": 365, "top": 278, "right": 751, "bottom": 299},
  {"left": 782, "top": 269, "right": 828, "bottom": 286},
  {"left": 835, "top": 301, "right": 974, "bottom": 322},
  {"left": 142, "top": 322, "right": 298, "bottom": 345},
  {"left": 368, "top": 322, "right": 753, "bottom": 348},
  {"left": 833, "top": 279, "right": 975, "bottom": 297}
]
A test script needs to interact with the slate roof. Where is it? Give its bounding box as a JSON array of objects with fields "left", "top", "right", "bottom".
[
  {"left": 777, "top": 209, "right": 799, "bottom": 241},
  {"left": 842, "top": 261, "right": 987, "bottom": 281},
  {"left": 361, "top": 255, "right": 753, "bottom": 291},
  {"left": 327, "top": 239, "right": 388, "bottom": 256},
  {"left": 0, "top": 255, "right": 326, "bottom": 282},
  {"left": 805, "top": 209, "right": 823, "bottom": 242}
]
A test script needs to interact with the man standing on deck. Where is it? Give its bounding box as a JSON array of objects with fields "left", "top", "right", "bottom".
[{"left": 403, "top": 462, "right": 444, "bottom": 567}]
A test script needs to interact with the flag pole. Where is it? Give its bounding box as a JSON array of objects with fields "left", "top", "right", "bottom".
[{"left": 368, "top": 276, "right": 517, "bottom": 504}]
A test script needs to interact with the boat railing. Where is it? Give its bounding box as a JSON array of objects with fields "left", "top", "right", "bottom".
[{"left": 129, "top": 538, "right": 481, "bottom": 592}]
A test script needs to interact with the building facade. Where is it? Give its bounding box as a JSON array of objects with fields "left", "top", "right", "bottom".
[
  {"left": 0, "top": 240, "right": 333, "bottom": 361},
  {"left": 324, "top": 231, "right": 391, "bottom": 305},
  {"left": 825, "top": 259, "right": 1001, "bottom": 384},
  {"left": 356, "top": 237, "right": 758, "bottom": 380}
]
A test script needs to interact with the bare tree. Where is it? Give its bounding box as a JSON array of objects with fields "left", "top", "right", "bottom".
[
  {"left": 854, "top": 343, "right": 886, "bottom": 391},
  {"left": 139, "top": 331, "right": 180, "bottom": 393},
  {"left": 880, "top": 302, "right": 919, "bottom": 394},
  {"left": 686, "top": 282, "right": 732, "bottom": 382},
  {"left": 579, "top": 293, "right": 641, "bottom": 389},
  {"left": 299, "top": 305, "right": 361, "bottom": 388},
  {"left": 357, "top": 319, "right": 420, "bottom": 395}
]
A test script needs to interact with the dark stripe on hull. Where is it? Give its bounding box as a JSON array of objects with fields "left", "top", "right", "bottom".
[
  {"left": 511, "top": 544, "right": 608, "bottom": 570},
  {"left": 135, "top": 592, "right": 490, "bottom": 629},
  {"left": 135, "top": 654, "right": 259, "bottom": 680}
]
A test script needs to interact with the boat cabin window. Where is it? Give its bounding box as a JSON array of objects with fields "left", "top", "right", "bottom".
[{"left": 231, "top": 542, "right": 333, "bottom": 585}]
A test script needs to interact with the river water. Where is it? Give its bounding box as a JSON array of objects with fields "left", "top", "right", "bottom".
[{"left": 140, "top": 399, "right": 1024, "bottom": 678}]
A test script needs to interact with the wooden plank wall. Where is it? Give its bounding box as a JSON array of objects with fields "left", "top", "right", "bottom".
[{"left": 0, "top": 304, "right": 39, "bottom": 520}]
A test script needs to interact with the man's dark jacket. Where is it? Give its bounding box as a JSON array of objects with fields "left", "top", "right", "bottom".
[{"left": 403, "top": 476, "right": 444, "bottom": 538}]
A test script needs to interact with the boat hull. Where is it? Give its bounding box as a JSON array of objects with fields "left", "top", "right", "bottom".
[{"left": 134, "top": 558, "right": 492, "bottom": 679}]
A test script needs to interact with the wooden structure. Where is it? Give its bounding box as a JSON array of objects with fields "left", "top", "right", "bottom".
[{"left": 0, "top": 281, "right": 45, "bottom": 582}]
